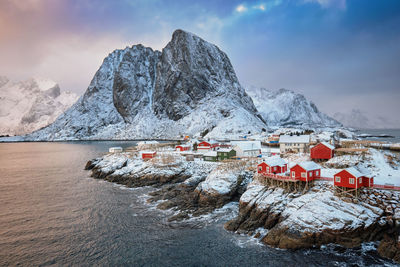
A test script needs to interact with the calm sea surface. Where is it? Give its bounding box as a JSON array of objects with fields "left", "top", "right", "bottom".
[
  {"left": 358, "top": 129, "right": 400, "bottom": 143},
  {"left": 0, "top": 142, "right": 396, "bottom": 266}
]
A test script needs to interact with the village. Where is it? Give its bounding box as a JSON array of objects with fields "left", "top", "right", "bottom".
[
  {"left": 86, "top": 129, "right": 400, "bottom": 262},
  {"left": 108, "top": 129, "right": 400, "bottom": 200}
]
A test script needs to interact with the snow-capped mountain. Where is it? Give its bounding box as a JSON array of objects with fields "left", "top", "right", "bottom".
[
  {"left": 333, "top": 109, "right": 399, "bottom": 129},
  {"left": 0, "top": 77, "right": 78, "bottom": 136},
  {"left": 246, "top": 87, "right": 341, "bottom": 128},
  {"left": 27, "top": 30, "right": 266, "bottom": 141}
]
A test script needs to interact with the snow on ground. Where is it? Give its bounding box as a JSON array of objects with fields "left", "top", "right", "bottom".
[
  {"left": 361, "top": 149, "right": 400, "bottom": 186},
  {"left": 326, "top": 155, "right": 363, "bottom": 168},
  {"left": 280, "top": 186, "right": 383, "bottom": 232},
  {"left": 196, "top": 167, "right": 242, "bottom": 195}
]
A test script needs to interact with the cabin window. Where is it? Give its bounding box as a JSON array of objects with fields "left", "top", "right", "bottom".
[
  {"left": 349, "top": 178, "right": 355, "bottom": 184},
  {"left": 274, "top": 167, "right": 277, "bottom": 171},
  {"left": 358, "top": 177, "right": 362, "bottom": 183},
  {"left": 258, "top": 167, "right": 262, "bottom": 171},
  {"left": 335, "top": 176, "right": 340, "bottom": 182},
  {"left": 292, "top": 171, "right": 295, "bottom": 177},
  {"left": 316, "top": 171, "right": 319, "bottom": 176},
  {"left": 301, "top": 172, "right": 306, "bottom": 178},
  {"left": 309, "top": 172, "right": 313, "bottom": 177}
]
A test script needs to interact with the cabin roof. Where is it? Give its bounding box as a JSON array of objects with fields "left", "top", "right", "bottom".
[
  {"left": 264, "top": 157, "right": 287, "bottom": 167},
  {"left": 320, "top": 142, "right": 335, "bottom": 150},
  {"left": 231, "top": 141, "right": 261, "bottom": 151},
  {"left": 279, "top": 135, "right": 310, "bottom": 143},
  {"left": 203, "top": 151, "right": 217, "bottom": 157},
  {"left": 297, "top": 161, "right": 321, "bottom": 171},
  {"left": 141, "top": 150, "right": 156, "bottom": 154},
  {"left": 217, "top": 148, "right": 234, "bottom": 153},
  {"left": 344, "top": 167, "right": 364, "bottom": 178}
]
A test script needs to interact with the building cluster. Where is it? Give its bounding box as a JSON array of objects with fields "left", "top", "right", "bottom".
[{"left": 112, "top": 132, "right": 374, "bottom": 193}]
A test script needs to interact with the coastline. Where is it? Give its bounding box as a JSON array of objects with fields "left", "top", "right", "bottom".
[{"left": 84, "top": 151, "right": 400, "bottom": 263}]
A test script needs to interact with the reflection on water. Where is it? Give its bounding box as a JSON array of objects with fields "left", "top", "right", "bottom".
[{"left": 0, "top": 142, "right": 395, "bottom": 266}]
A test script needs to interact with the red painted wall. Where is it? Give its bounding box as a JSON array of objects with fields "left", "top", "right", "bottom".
[
  {"left": 257, "top": 162, "right": 287, "bottom": 174},
  {"left": 363, "top": 177, "right": 374, "bottom": 188},
  {"left": 176, "top": 145, "right": 190, "bottom": 151},
  {"left": 198, "top": 141, "right": 219, "bottom": 150},
  {"left": 142, "top": 152, "right": 156, "bottom": 159},
  {"left": 290, "top": 164, "right": 320, "bottom": 181},
  {"left": 311, "top": 143, "right": 334, "bottom": 160},
  {"left": 334, "top": 170, "right": 363, "bottom": 189}
]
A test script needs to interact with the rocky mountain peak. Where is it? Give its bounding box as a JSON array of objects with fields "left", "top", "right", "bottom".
[{"left": 153, "top": 29, "right": 255, "bottom": 121}]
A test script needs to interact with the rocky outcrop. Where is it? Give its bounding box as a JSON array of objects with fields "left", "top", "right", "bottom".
[
  {"left": 225, "top": 180, "right": 400, "bottom": 262},
  {"left": 26, "top": 29, "right": 266, "bottom": 141},
  {"left": 85, "top": 152, "right": 251, "bottom": 220}
]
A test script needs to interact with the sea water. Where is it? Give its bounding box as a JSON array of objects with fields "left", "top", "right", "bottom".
[{"left": 0, "top": 142, "right": 395, "bottom": 266}]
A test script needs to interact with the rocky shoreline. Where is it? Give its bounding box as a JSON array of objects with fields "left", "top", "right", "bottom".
[{"left": 85, "top": 152, "right": 400, "bottom": 263}]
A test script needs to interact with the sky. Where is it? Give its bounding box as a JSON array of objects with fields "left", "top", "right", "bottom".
[{"left": 0, "top": 0, "right": 399, "bottom": 127}]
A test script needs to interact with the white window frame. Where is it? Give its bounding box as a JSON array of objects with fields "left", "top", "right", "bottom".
[
  {"left": 301, "top": 172, "right": 306, "bottom": 178},
  {"left": 258, "top": 167, "right": 262, "bottom": 172},
  {"left": 309, "top": 172, "right": 313, "bottom": 177},
  {"left": 292, "top": 171, "right": 295, "bottom": 177},
  {"left": 335, "top": 176, "right": 340, "bottom": 182},
  {"left": 349, "top": 178, "right": 355, "bottom": 184},
  {"left": 316, "top": 171, "right": 319, "bottom": 176},
  {"left": 358, "top": 177, "right": 362, "bottom": 183}
]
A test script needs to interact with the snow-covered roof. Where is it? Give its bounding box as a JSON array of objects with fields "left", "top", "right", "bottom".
[
  {"left": 321, "top": 142, "right": 335, "bottom": 150},
  {"left": 264, "top": 157, "right": 287, "bottom": 167},
  {"left": 176, "top": 144, "right": 190, "bottom": 148},
  {"left": 141, "top": 150, "right": 156, "bottom": 154},
  {"left": 279, "top": 135, "right": 310, "bottom": 143},
  {"left": 203, "top": 151, "right": 217, "bottom": 157},
  {"left": 345, "top": 167, "right": 364, "bottom": 178},
  {"left": 231, "top": 141, "right": 261, "bottom": 151},
  {"left": 217, "top": 148, "right": 234, "bottom": 153},
  {"left": 298, "top": 161, "right": 321, "bottom": 171}
]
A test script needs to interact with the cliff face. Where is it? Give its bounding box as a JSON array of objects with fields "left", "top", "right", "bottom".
[
  {"left": 27, "top": 30, "right": 266, "bottom": 141},
  {"left": 0, "top": 77, "right": 78, "bottom": 136}
]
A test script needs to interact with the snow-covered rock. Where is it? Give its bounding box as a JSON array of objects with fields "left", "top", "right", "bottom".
[
  {"left": 26, "top": 29, "right": 266, "bottom": 141},
  {"left": 225, "top": 180, "right": 397, "bottom": 251},
  {"left": 0, "top": 77, "right": 78, "bottom": 136},
  {"left": 246, "top": 86, "right": 341, "bottom": 128}
]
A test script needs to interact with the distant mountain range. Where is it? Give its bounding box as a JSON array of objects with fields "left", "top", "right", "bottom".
[
  {"left": 333, "top": 109, "right": 399, "bottom": 129},
  {"left": 0, "top": 77, "right": 78, "bottom": 136},
  {"left": 7, "top": 30, "right": 340, "bottom": 141}
]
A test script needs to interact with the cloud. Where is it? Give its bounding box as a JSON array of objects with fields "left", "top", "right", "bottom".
[
  {"left": 254, "top": 4, "right": 266, "bottom": 11},
  {"left": 303, "top": 0, "right": 346, "bottom": 9},
  {"left": 235, "top": 4, "right": 247, "bottom": 13}
]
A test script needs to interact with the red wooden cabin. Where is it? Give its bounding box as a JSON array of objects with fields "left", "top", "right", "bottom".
[
  {"left": 198, "top": 141, "right": 219, "bottom": 151},
  {"left": 258, "top": 157, "right": 288, "bottom": 174},
  {"left": 334, "top": 167, "right": 370, "bottom": 189},
  {"left": 176, "top": 145, "right": 190, "bottom": 152},
  {"left": 310, "top": 142, "right": 335, "bottom": 160},
  {"left": 290, "top": 161, "right": 321, "bottom": 181},
  {"left": 141, "top": 151, "right": 157, "bottom": 159}
]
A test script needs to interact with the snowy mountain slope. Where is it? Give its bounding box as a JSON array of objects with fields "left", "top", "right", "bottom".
[
  {"left": 0, "top": 77, "right": 78, "bottom": 136},
  {"left": 27, "top": 30, "right": 266, "bottom": 141},
  {"left": 246, "top": 87, "right": 341, "bottom": 128}
]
